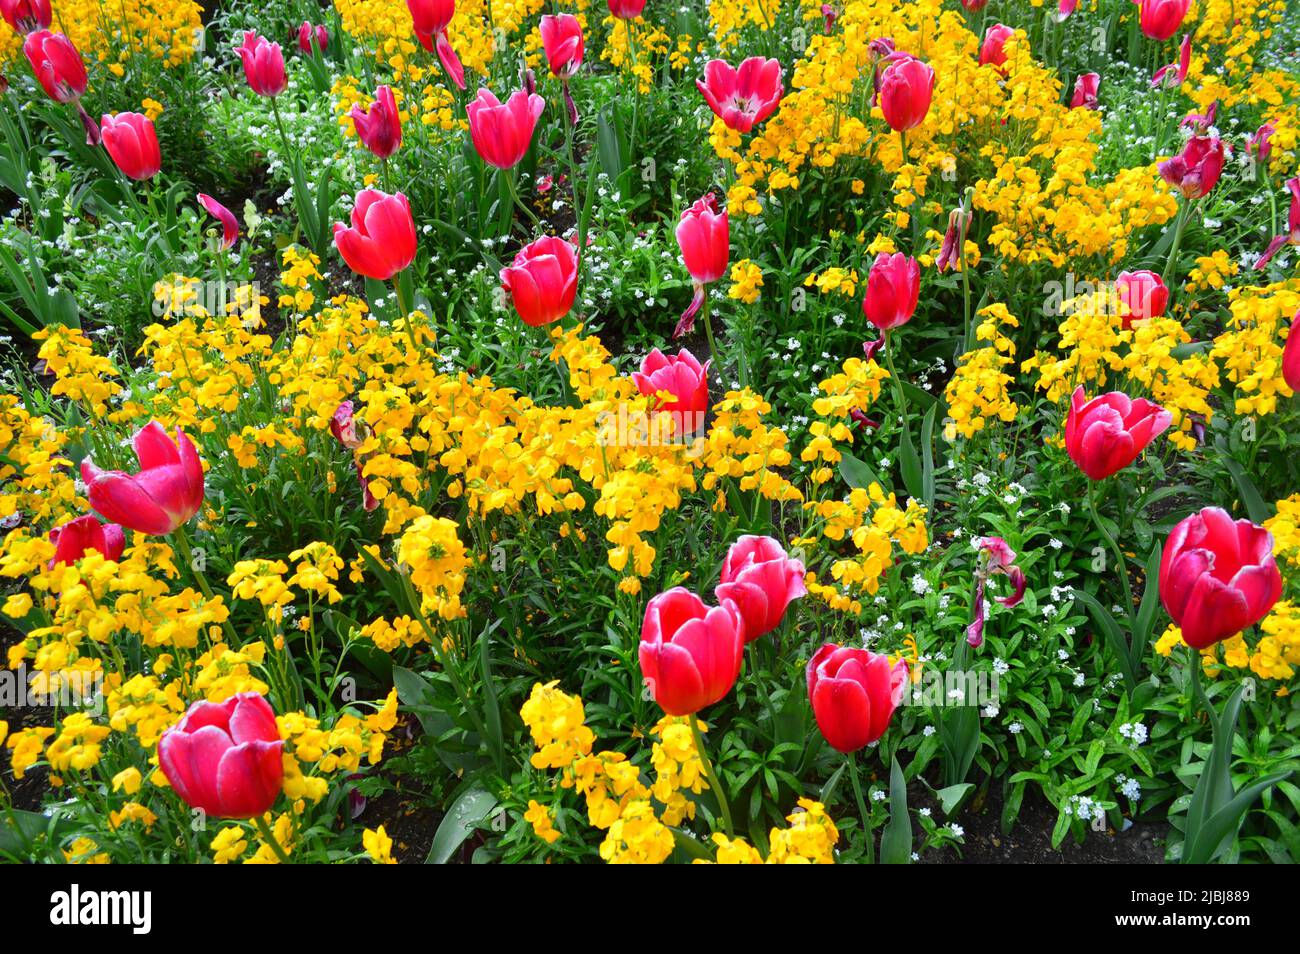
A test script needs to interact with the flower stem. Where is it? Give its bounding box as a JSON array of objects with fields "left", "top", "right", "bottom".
[
  {"left": 253, "top": 814, "right": 293, "bottom": 865},
  {"left": 689, "top": 716, "right": 733, "bottom": 838},
  {"left": 1162, "top": 199, "right": 1191, "bottom": 287},
  {"left": 1087, "top": 480, "right": 1134, "bottom": 625},
  {"left": 700, "top": 292, "right": 721, "bottom": 384},
  {"left": 847, "top": 750, "right": 875, "bottom": 863}
]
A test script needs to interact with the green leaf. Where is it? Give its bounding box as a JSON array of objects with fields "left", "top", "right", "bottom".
[
  {"left": 879, "top": 756, "right": 912, "bottom": 864},
  {"left": 935, "top": 782, "right": 973, "bottom": 816},
  {"left": 1073, "top": 589, "right": 1137, "bottom": 696},
  {"left": 1221, "top": 457, "right": 1269, "bottom": 524},
  {"left": 839, "top": 450, "right": 888, "bottom": 493},
  {"left": 426, "top": 787, "right": 498, "bottom": 863}
]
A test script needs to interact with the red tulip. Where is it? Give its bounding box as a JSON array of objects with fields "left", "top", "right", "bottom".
[
  {"left": 716, "top": 535, "right": 807, "bottom": 642},
  {"left": 862, "top": 251, "right": 920, "bottom": 332},
  {"left": 878, "top": 55, "right": 934, "bottom": 132},
  {"left": 1282, "top": 310, "right": 1300, "bottom": 392},
  {"left": 296, "top": 21, "right": 329, "bottom": 54},
  {"left": 539, "top": 14, "right": 583, "bottom": 78},
  {"left": 333, "top": 189, "right": 416, "bottom": 281},
  {"left": 157, "top": 693, "right": 284, "bottom": 819},
  {"left": 80, "top": 421, "right": 204, "bottom": 536},
  {"left": 960, "top": 0, "right": 988, "bottom": 9},
  {"left": 632, "top": 348, "right": 710, "bottom": 432},
  {"left": 407, "top": 0, "right": 464, "bottom": 90},
  {"left": 235, "top": 31, "right": 287, "bottom": 98},
  {"left": 1134, "top": 0, "right": 1189, "bottom": 41},
  {"left": 22, "top": 30, "right": 85, "bottom": 103},
  {"left": 639, "top": 587, "right": 744, "bottom": 716},
  {"left": 1, "top": 0, "right": 49, "bottom": 34},
  {"left": 673, "top": 193, "right": 729, "bottom": 338},
  {"left": 197, "top": 194, "right": 239, "bottom": 250},
  {"left": 48, "top": 515, "right": 125, "bottom": 568},
  {"left": 499, "top": 235, "right": 578, "bottom": 327},
  {"left": 1064, "top": 386, "right": 1171, "bottom": 480},
  {"left": 1070, "top": 72, "right": 1100, "bottom": 110},
  {"left": 1255, "top": 177, "right": 1300, "bottom": 270},
  {"left": 607, "top": 0, "right": 647, "bottom": 18},
  {"left": 1115, "top": 269, "right": 1168, "bottom": 327},
  {"left": 1160, "top": 507, "right": 1282, "bottom": 649},
  {"left": 466, "top": 87, "right": 544, "bottom": 170},
  {"left": 979, "top": 24, "right": 1015, "bottom": 68},
  {"left": 100, "top": 112, "right": 161, "bottom": 180},
  {"left": 1151, "top": 33, "right": 1191, "bottom": 89},
  {"left": 350, "top": 85, "right": 403, "bottom": 160},
  {"left": 807, "top": 644, "right": 907, "bottom": 753},
  {"left": 1159, "top": 135, "right": 1225, "bottom": 199},
  {"left": 696, "top": 57, "right": 784, "bottom": 134}
]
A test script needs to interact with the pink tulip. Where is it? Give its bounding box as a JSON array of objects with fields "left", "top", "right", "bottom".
[
  {"left": 716, "top": 535, "right": 807, "bottom": 642},
  {"left": 967, "top": 535, "right": 1026, "bottom": 647},
  {"left": 1070, "top": 72, "right": 1100, "bottom": 110},
  {"left": 1159, "top": 135, "right": 1225, "bottom": 199},
  {"left": 607, "top": 0, "right": 647, "bottom": 18},
  {"left": 22, "top": 30, "right": 85, "bottom": 103},
  {"left": 499, "top": 235, "right": 578, "bottom": 327},
  {"left": 1064, "top": 386, "right": 1172, "bottom": 481},
  {"left": 1134, "top": 0, "right": 1190, "bottom": 41},
  {"left": 673, "top": 194, "right": 729, "bottom": 339},
  {"left": 407, "top": 0, "right": 464, "bottom": 90},
  {"left": 807, "top": 644, "right": 907, "bottom": 753},
  {"left": 696, "top": 57, "right": 784, "bottom": 134},
  {"left": 80, "top": 422, "right": 204, "bottom": 536},
  {"left": 197, "top": 194, "right": 239, "bottom": 250},
  {"left": 1115, "top": 269, "right": 1168, "bottom": 327},
  {"left": 1282, "top": 310, "right": 1300, "bottom": 392},
  {"left": 235, "top": 31, "right": 287, "bottom": 98},
  {"left": 632, "top": 348, "right": 711, "bottom": 433},
  {"left": 1247, "top": 119, "right": 1276, "bottom": 166},
  {"left": 960, "top": 0, "right": 988, "bottom": 9},
  {"left": 350, "top": 85, "right": 403, "bottom": 160},
  {"left": 1055, "top": 0, "right": 1079, "bottom": 19},
  {"left": 333, "top": 189, "right": 416, "bottom": 281},
  {"left": 639, "top": 587, "right": 744, "bottom": 716},
  {"left": 329, "top": 401, "right": 367, "bottom": 450},
  {"left": 296, "top": 21, "right": 329, "bottom": 55},
  {"left": 862, "top": 251, "right": 920, "bottom": 332},
  {"left": 48, "top": 515, "right": 125, "bottom": 568},
  {"left": 936, "top": 208, "right": 971, "bottom": 273},
  {"left": 466, "top": 87, "right": 544, "bottom": 170},
  {"left": 1151, "top": 34, "right": 1191, "bottom": 89},
  {"left": 1160, "top": 508, "right": 1282, "bottom": 649},
  {"left": 158, "top": 693, "right": 284, "bottom": 819},
  {"left": 539, "top": 14, "right": 583, "bottom": 78},
  {"left": 878, "top": 55, "right": 934, "bottom": 132},
  {"left": 1255, "top": 177, "right": 1300, "bottom": 270},
  {"left": 100, "top": 112, "right": 161, "bottom": 180},
  {"left": 1, "top": 0, "right": 49, "bottom": 34},
  {"left": 979, "top": 24, "right": 1015, "bottom": 69}
]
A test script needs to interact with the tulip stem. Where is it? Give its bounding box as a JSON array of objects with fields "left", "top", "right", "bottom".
[
  {"left": 1161, "top": 199, "right": 1192, "bottom": 287},
  {"left": 689, "top": 717, "right": 733, "bottom": 838},
  {"left": 700, "top": 293, "right": 722, "bottom": 386},
  {"left": 1086, "top": 481, "right": 1135, "bottom": 626},
  {"left": 253, "top": 814, "right": 293, "bottom": 865},
  {"left": 171, "top": 524, "right": 241, "bottom": 647},
  {"left": 847, "top": 751, "right": 875, "bottom": 863}
]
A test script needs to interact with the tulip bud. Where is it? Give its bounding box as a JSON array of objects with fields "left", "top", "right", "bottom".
[
  {"left": 716, "top": 535, "right": 807, "bottom": 642},
  {"left": 807, "top": 644, "right": 907, "bottom": 753},
  {"left": 235, "top": 31, "right": 287, "bottom": 98},
  {"left": 499, "top": 235, "right": 579, "bottom": 327},
  {"left": 607, "top": 0, "right": 647, "bottom": 18},
  {"left": 100, "top": 111, "right": 162, "bottom": 181},
  {"left": 878, "top": 55, "right": 934, "bottom": 131},
  {"left": 1135, "top": 0, "right": 1190, "bottom": 41},
  {"left": 1064, "top": 386, "right": 1171, "bottom": 480},
  {"left": 861, "top": 251, "right": 920, "bottom": 332},
  {"left": 333, "top": 189, "right": 417, "bottom": 281},
  {"left": 1114, "top": 269, "right": 1168, "bottom": 326},
  {"left": 466, "top": 87, "right": 545, "bottom": 170},
  {"left": 297, "top": 21, "right": 329, "bottom": 55},
  {"left": 639, "top": 587, "right": 744, "bottom": 715}
]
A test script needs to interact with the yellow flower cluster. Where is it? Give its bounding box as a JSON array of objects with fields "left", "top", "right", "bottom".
[
  {"left": 1, "top": 0, "right": 201, "bottom": 72},
  {"left": 944, "top": 304, "right": 1020, "bottom": 440},
  {"left": 700, "top": 798, "right": 840, "bottom": 864}
]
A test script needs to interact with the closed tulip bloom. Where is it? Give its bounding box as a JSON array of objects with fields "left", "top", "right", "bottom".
[
  {"left": 539, "top": 14, "right": 583, "bottom": 78},
  {"left": 1151, "top": 33, "right": 1191, "bottom": 89},
  {"left": 197, "top": 194, "right": 239, "bottom": 250},
  {"left": 607, "top": 0, "right": 647, "bottom": 17},
  {"left": 633, "top": 348, "right": 711, "bottom": 430},
  {"left": 696, "top": 57, "right": 784, "bottom": 134},
  {"left": 1255, "top": 177, "right": 1300, "bottom": 270},
  {"left": 716, "top": 535, "right": 808, "bottom": 642},
  {"left": 862, "top": 251, "right": 920, "bottom": 332},
  {"left": 157, "top": 693, "right": 284, "bottom": 819},
  {"left": 673, "top": 194, "right": 729, "bottom": 337},
  {"left": 1055, "top": 0, "right": 1079, "bottom": 19},
  {"left": 81, "top": 421, "right": 204, "bottom": 536},
  {"left": 235, "top": 31, "right": 287, "bottom": 98},
  {"left": 499, "top": 235, "right": 578, "bottom": 327},
  {"left": 878, "top": 55, "right": 934, "bottom": 131},
  {"left": 350, "top": 85, "right": 403, "bottom": 159},
  {"left": 1160, "top": 508, "right": 1282, "bottom": 649},
  {"left": 1282, "top": 310, "right": 1300, "bottom": 392},
  {"left": 407, "top": 0, "right": 464, "bottom": 90},
  {"left": 297, "top": 21, "right": 329, "bottom": 54},
  {"left": 333, "top": 189, "right": 416, "bottom": 281},
  {"left": 639, "top": 587, "right": 744, "bottom": 716},
  {"left": 979, "top": 24, "right": 1015, "bottom": 68},
  {"left": 1134, "top": 0, "right": 1189, "bottom": 41},
  {"left": 466, "top": 87, "right": 544, "bottom": 169},
  {"left": 960, "top": 0, "right": 988, "bottom": 9},
  {"left": 22, "top": 30, "right": 86, "bottom": 103},
  {"left": 1070, "top": 72, "right": 1100, "bottom": 110},
  {"left": 1, "top": 0, "right": 50, "bottom": 34},
  {"left": 1064, "top": 386, "right": 1171, "bottom": 480},
  {"left": 1115, "top": 269, "right": 1168, "bottom": 326},
  {"left": 100, "top": 112, "right": 161, "bottom": 180},
  {"left": 1158, "top": 135, "right": 1225, "bottom": 199},
  {"left": 48, "top": 515, "right": 125, "bottom": 568},
  {"left": 807, "top": 644, "right": 907, "bottom": 753}
]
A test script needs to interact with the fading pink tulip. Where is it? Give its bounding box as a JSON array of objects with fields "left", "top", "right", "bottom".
[
  {"left": 967, "top": 536, "right": 1026, "bottom": 647},
  {"left": 1255, "top": 177, "right": 1300, "bottom": 270},
  {"left": 466, "top": 87, "right": 544, "bottom": 169},
  {"left": 716, "top": 535, "right": 807, "bottom": 642},
  {"left": 936, "top": 208, "right": 971, "bottom": 273},
  {"left": 22, "top": 30, "right": 85, "bottom": 103},
  {"left": 48, "top": 515, "right": 125, "bottom": 568},
  {"left": 1247, "top": 119, "right": 1276, "bottom": 166},
  {"left": 696, "top": 56, "right": 784, "bottom": 134},
  {"left": 80, "top": 422, "right": 204, "bottom": 536},
  {"left": 197, "top": 194, "right": 239, "bottom": 250},
  {"left": 1151, "top": 34, "right": 1191, "bottom": 89},
  {"left": 350, "top": 85, "right": 403, "bottom": 160},
  {"left": 1159, "top": 135, "right": 1225, "bottom": 199},
  {"left": 1070, "top": 72, "right": 1100, "bottom": 110},
  {"left": 1, "top": 0, "right": 50, "bottom": 34}
]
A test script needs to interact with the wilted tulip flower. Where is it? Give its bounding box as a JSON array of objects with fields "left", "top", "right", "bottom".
[
  {"left": 197, "top": 194, "right": 239, "bottom": 250},
  {"left": 499, "top": 235, "right": 579, "bottom": 327},
  {"left": 333, "top": 189, "right": 416, "bottom": 281},
  {"left": 979, "top": 24, "right": 1015, "bottom": 69},
  {"left": 466, "top": 87, "right": 544, "bottom": 169},
  {"left": 862, "top": 251, "right": 920, "bottom": 332},
  {"left": 639, "top": 587, "right": 744, "bottom": 715},
  {"left": 807, "top": 644, "right": 907, "bottom": 753},
  {"left": 1064, "top": 386, "right": 1172, "bottom": 481},
  {"left": 966, "top": 536, "right": 1027, "bottom": 647},
  {"left": 1159, "top": 135, "right": 1225, "bottom": 199},
  {"left": 716, "top": 535, "right": 807, "bottom": 642},
  {"left": 235, "top": 31, "right": 287, "bottom": 98},
  {"left": 1070, "top": 72, "right": 1100, "bottom": 110},
  {"left": 330, "top": 401, "right": 368, "bottom": 450},
  {"left": 81, "top": 421, "right": 204, "bottom": 536},
  {"left": 673, "top": 193, "right": 729, "bottom": 338},
  {"left": 1283, "top": 310, "right": 1300, "bottom": 392},
  {"left": 1255, "top": 177, "right": 1299, "bottom": 270},
  {"left": 607, "top": 0, "right": 647, "bottom": 18},
  {"left": 821, "top": 4, "right": 838, "bottom": 32},
  {"left": 633, "top": 348, "right": 710, "bottom": 432},
  {"left": 1, "top": 0, "right": 50, "bottom": 34},
  {"left": 297, "top": 21, "right": 329, "bottom": 54},
  {"left": 936, "top": 207, "right": 971, "bottom": 273},
  {"left": 100, "top": 112, "right": 161, "bottom": 180},
  {"left": 1151, "top": 34, "right": 1191, "bottom": 89},
  {"left": 158, "top": 693, "right": 284, "bottom": 819},
  {"left": 1114, "top": 269, "right": 1168, "bottom": 326},
  {"left": 48, "top": 515, "right": 125, "bottom": 568},
  {"left": 350, "top": 85, "right": 403, "bottom": 160},
  {"left": 539, "top": 14, "right": 583, "bottom": 78},
  {"left": 22, "top": 29, "right": 86, "bottom": 103},
  {"left": 960, "top": 0, "right": 988, "bottom": 9},
  {"left": 1247, "top": 119, "right": 1276, "bottom": 166},
  {"left": 1181, "top": 101, "right": 1217, "bottom": 136},
  {"left": 1134, "top": 0, "right": 1190, "bottom": 41},
  {"left": 407, "top": 0, "right": 464, "bottom": 90},
  {"left": 696, "top": 56, "right": 784, "bottom": 134},
  {"left": 878, "top": 54, "right": 934, "bottom": 132},
  {"left": 1160, "top": 508, "right": 1282, "bottom": 649}
]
